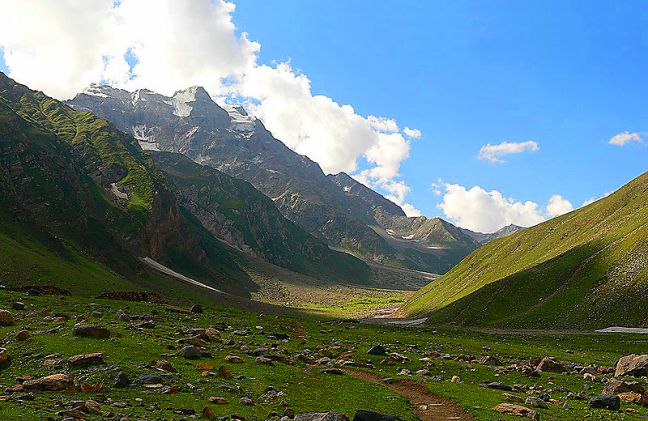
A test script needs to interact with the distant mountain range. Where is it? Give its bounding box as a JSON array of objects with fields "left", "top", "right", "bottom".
[
  {"left": 405, "top": 171, "right": 648, "bottom": 329},
  {"left": 69, "top": 84, "right": 516, "bottom": 275}
]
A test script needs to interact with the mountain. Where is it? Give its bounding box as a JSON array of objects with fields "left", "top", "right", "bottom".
[
  {"left": 462, "top": 224, "right": 524, "bottom": 245},
  {"left": 405, "top": 171, "right": 648, "bottom": 329},
  {"left": 68, "top": 85, "right": 478, "bottom": 274},
  {"left": 151, "top": 151, "right": 368, "bottom": 281},
  {"left": 0, "top": 73, "right": 370, "bottom": 299}
]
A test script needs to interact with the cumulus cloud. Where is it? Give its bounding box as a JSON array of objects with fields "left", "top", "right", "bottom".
[
  {"left": 608, "top": 131, "right": 642, "bottom": 146},
  {"left": 438, "top": 183, "right": 572, "bottom": 233},
  {"left": 581, "top": 191, "right": 611, "bottom": 207},
  {"left": 478, "top": 140, "right": 539, "bottom": 164},
  {"left": 0, "top": 0, "right": 420, "bottom": 207}
]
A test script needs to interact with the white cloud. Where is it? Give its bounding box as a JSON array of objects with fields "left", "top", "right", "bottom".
[
  {"left": 401, "top": 204, "right": 422, "bottom": 217},
  {"left": 478, "top": 140, "right": 539, "bottom": 164},
  {"left": 0, "top": 0, "right": 420, "bottom": 208},
  {"left": 403, "top": 127, "right": 422, "bottom": 139},
  {"left": 581, "top": 191, "right": 611, "bottom": 207},
  {"left": 608, "top": 131, "right": 642, "bottom": 146},
  {"left": 546, "top": 194, "right": 573, "bottom": 217},
  {"left": 438, "top": 183, "right": 572, "bottom": 233}
]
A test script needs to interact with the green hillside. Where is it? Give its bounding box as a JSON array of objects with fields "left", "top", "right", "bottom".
[{"left": 405, "top": 171, "right": 648, "bottom": 329}]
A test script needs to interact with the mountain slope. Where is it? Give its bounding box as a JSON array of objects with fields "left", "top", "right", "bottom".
[
  {"left": 0, "top": 72, "right": 258, "bottom": 296},
  {"left": 405, "top": 171, "right": 648, "bottom": 329},
  {"left": 151, "top": 151, "right": 369, "bottom": 282},
  {"left": 68, "top": 86, "right": 477, "bottom": 274}
]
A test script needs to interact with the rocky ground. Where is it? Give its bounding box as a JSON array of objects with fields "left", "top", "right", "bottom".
[{"left": 0, "top": 289, "right": 646, "bottom": 420}]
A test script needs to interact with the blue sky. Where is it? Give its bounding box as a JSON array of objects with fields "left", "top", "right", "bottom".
[
  {"left": 1, "top": 0, "right": 646, "bottom": 231},
  {"left": 231, "top": 0, "right": 647, "bottom": 216}
]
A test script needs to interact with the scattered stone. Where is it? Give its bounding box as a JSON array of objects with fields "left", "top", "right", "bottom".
[
  {"left": 493, "top": 403, "right": 537, "bottom": 418},
  {"left": 208, "top": 396, "right": 228, "bottom": 404},
  {"left": 256, "top": 356, "right": 273, "bottom": 365},
  {"left": 618, "top": 392, "right": 643, "bottom": 405},
  {"left": 114, "top": 371, "right": 130, "bottom": 387},
  {"left": 588, "top": 395, "right": 620, "bottom": 411},
  {"left": 451, "top": 375, "right": 462, "bottom": 383},
  {"left": 536, "top": 357, "right": 566, "bottom": 373},
  {"left": 190, "top": 304, "right": 203, "bottom": 314},
  {"left": 202, "top": 406, "right": 215, "bottom": 419},
  {"left": 23, "top": 374, "right": 73, "bottom": 391},
  {"left": 15, "top": 330, "right": 30, "bottom": 341},
  {"left": 11, "top": 302, "right": 24, "bottom": 311},
  {"left": 321, "top": 368, "right": 344, "bottom": 375},
  {"left": 525, "top": 396, "right": 548, "bottom": 408},
  {"left": 295, "top": 413, "right": 350, "bottom": 421},
  {"left": 219, "top": 365, "right": 233, "bottom": 379},
  {"left": 0, "top": 310, "right": 13, "bottom": 326},
  {"left": 614, "top": 354, "right": 648, "bottom": 377},
  {"left": 73, "top": 325, "right": 110, "bottom": 338},
  {"left": 84, "top": 399, "right": 101, "bottom": 413},
  {"left": 178, "top": 345, "right": 203, "bottom": 359},
  {"left": 477, "top": 355, "right": 502, "bottom": 366},
  {"left": 0, "top": 348, "right": 9, "bottom": 364},
  {"left": 367, "top": 345, "right": 387, "bottom": 356},
  {"left": 269, "top": 333, "right": 290, "bottom": 340},
  {"left": 225, "top": 355, "right": 244, "bottom": 363},
  {"left": 153, "top": 360, "right": 176, "bottom": 372},
  {"left": 137, "top": 373, "right": 167, "bottom": 385},
  {"left": 353, "top": 410, "right": 398, "bottom": 421},
  {"left": 68, "top": 352, "right": 104, "bottom": 365},
  {"left": 240, "top": 397, "right": 254, "bottom": 405},
  {"left": 482, "top": 381, "right": 512, "bottom": 391}
]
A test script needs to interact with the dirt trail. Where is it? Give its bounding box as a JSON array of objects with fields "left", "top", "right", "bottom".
[{"left": 345, "top": 369, "right": 474, "bottom": 421}]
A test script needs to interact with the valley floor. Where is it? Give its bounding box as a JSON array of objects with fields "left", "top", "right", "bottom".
[{"left": 0, "top": 290, "right": 646, "bottom": 420}]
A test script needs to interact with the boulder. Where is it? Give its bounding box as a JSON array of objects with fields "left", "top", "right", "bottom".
[
  {"left": 295, "top": 413, "right": 350, "bottom": 421},
  {"left": 114, "top": 371, "right": 130, "bottom": 388},
  {"left": 367, "top": 345, "right": 387, "bottom": 356},
  {"left": 602, "top": 378, "right": 644, "bottom": 395},
  {"left": 477, "top": 355, "right": 502, "bottom": 366},
  {"left": 68, "top": 352, "right": 104, "bottom": 365},
  {"left": 615, "top": 354, "right": 648, "bottom": 377},
  {"left": 225, "top": 355, "right": 243, "bottom": 363},
  {"left": 588, "top": 395, "right": 620, "bottom": 411},
  {"left": 493, "top": 403, "right": 536, "bottom": 418},
  {"left": 23, "top": 373, "right": 73, "bottom": 391},
  {"left": 73, "top": 325, "right": 110, "bottom": 338},
  {"left": 178, "top": 345, "right": 203, "bottom": 359},
  {"left": 618, "top": 392, "right": 643, "bottom": 405},
  {"left": 525, "top": 396, "right": 548, "bottom": 408},
  {"left": 0, "top": 310, "right": 13, "bottom": 326},
  {"left": 536, "top": 357, "right": 566, "bottom": 373},
  {"left": 353, "top": 410, "right": 398, "bottom": 421}
]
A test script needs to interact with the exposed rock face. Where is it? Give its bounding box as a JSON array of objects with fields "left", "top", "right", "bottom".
[
  {"left": 615, "top": 354, "right": 648, "bottom": 377},
  {"left": 68, "top": 86, "right": 479, "bottom": 274}
]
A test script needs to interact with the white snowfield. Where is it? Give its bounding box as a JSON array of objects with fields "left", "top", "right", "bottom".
[{"left": 139, "top": 257, "right": 225, "bottom": 294}]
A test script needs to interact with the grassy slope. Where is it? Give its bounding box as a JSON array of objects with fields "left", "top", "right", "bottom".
[
  {"left": 0, "top": 289, "right": 645, "bottom": 420},
  {"left": 406, "top": 171, "right": 648, "bottom": 329}
]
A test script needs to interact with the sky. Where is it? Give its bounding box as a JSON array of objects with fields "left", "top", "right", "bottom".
[{"left": 0, "top": 0, "right": 646, "bottom": 232}]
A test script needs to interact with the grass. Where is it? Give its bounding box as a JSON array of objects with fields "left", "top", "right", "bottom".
[
  {"left": 405, "top": 171, "right": 648, "bottom": 329},
  {"left": 0, "top": 290, "right": 646, "bottom": 420}
]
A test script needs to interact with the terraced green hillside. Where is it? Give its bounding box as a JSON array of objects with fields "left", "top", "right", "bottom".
[{"left": 406, "top": 171, "right": 648, "bottom": 329}]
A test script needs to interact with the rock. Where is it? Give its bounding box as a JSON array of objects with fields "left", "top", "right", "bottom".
[
  {"left": 482, "top": 381, "right": 513, "bottom": 391},
  {"left": 536, "top": 357, "right": 566, "bottom": 373},
  {"left": 11, "top": 302, "right": 24, "bottom": 310},
  {"left": 525, "top": 396, "right": 548, "bottom": 408},
  {"left": 367, "top": 345, "right": 387, "bottom": 356},
  {"left": 602, "top": 378, "right": 644, "bottom": 395},
  {"left": 503, "top": 393, "right": 524, "bottom": 403},
  {"left": 321, "top": 368, "right": 344, "bottom": 375},
  {"left": 68, "top": 352, "right": 104, "bottom": 365},
  {"left": 190, "top": 304, "right": 203, "bottom": 314},
  {"left": 219, "top": 365, "right": 233, "bottom": 379},
  {"left": 353, "top": 410, "right": 398, "bottom": 421},
  {"left": 0, "top": 348, "right": 9, "bottom": 364},
  {"left": 588, "top": 395, "right": 620, "bottom": 411},
  {"left": 73, "top": 325, "right": 110, "bottom": 338},
  {"left": 153, "top": 360, "right": 176, "bottom": 372},
  {"left": 137, "top": 373, "right": 167, "bottom": 385},
  {"left": 256, "top": 356, "right": 273, "bottom": 365},
  {"left": 615, "top": 354, "right": 648, "bottom": 377},
  {"left": 451, "top": 375, "right": 462, "bottom": 383},
  {"left": 240, "top": 397, "right": 254, "bottom": 405},
  {"left": 23, "top": 374, "right": 73, "bottom": 391},
  {"left": 618, "top": 392, "right": 643, "bottom": 405},
  {"left": 15, "top": 330, "right": 30, "bottom": 341},
  {"left": 295, "top": 413, "right": 350, "bottom": 421},
  {"left": 84, "top": 400, "right": 101, "bottom": 414},
  {"left": 178, "top": 345, "right": 203, "bottom": 359},
  {"left": 202, "top": 406, "right": 215, "bottom": 419},
  {"left": 269, "top": 333, "right": 290, "bottom": 340},
  {"left": 208, "top": 396, "right": 228, "bottom": 404},
  {"left": 225, "top": 355, "right": 244, "bottom": 363},
  {"left": 0, "top": 310, "right": 13, "bottom": 326},
  {"left": 477, "top": 355, "right": 502, "bottom": 366},
  {"left": 493, "top": 403, "right": 537, "bottom": 418},
  {"left": 114, "top": 371, "right": 130, "bottom": 387}
]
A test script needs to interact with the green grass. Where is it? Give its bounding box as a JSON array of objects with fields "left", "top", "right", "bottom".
[
  {"left": 405, "top": 171, "right": 648, "bottom": 329},
  {"left": 0, "top": 290, "right": 645, "bottom": 420}
]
